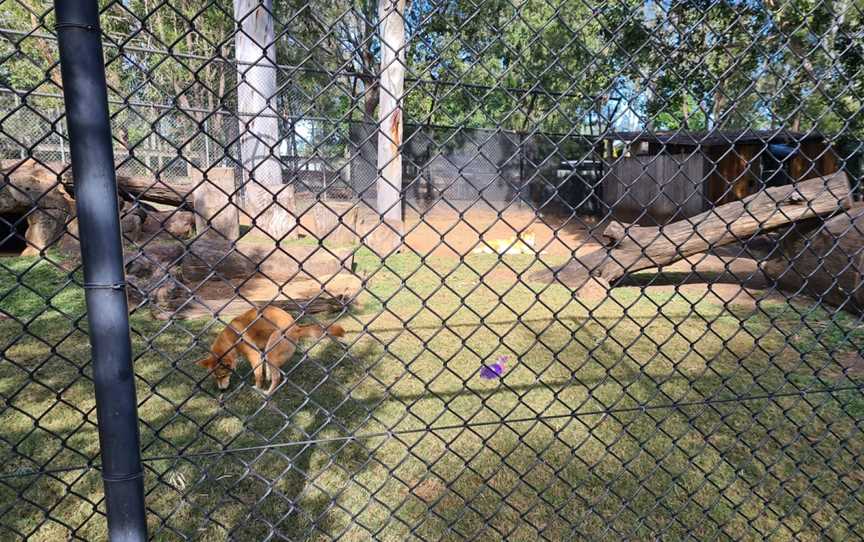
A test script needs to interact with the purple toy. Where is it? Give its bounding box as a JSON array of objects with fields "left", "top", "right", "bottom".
[{"left": 480, "top": 355, "right": 509, "bottom": 379}]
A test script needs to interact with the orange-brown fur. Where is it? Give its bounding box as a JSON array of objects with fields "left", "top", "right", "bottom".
[{"left": 196, "top": 306, "right": 345, "bottom": 395}]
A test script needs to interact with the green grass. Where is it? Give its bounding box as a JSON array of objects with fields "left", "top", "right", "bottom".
[{"left": 0, "top": 249, "right": 863, "bottom": 541}]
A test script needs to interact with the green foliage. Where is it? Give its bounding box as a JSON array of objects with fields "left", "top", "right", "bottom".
[{"left": 2, "top": 0, "right": 861, "bottom": 140}]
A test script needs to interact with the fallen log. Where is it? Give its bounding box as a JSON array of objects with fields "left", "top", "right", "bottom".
[
  {"left": 5, "top": 159, "right": 196, "bottom": 208},
  {"left": 269, "top": 293, "right": 352, "bottom": 316},
  {"left": 760, "top": 203, "right": 864, "bottom": 315},
  {"left": 62, "top": 173, "right": 195, "bottom": 207},
  {"left": 116, "top": 175, "right": 195, "bottom": 207},
  {"left": 180, "top": 242, "right": 355, "bottom": 283},
  {"left": 532, "top": 171, "right": 852, "bottom": 291},
  {"left": 153, "top": 289, "right": 355, "bottom": 321}
]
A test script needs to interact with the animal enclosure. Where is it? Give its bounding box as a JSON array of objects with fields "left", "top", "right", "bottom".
[
  {"left": 1, "top": 1, "right": 864, "bottom": 541},
  {"left": 604, "top": 153, "right": 706, "bottom": 223},
  {"left": 601, "top": 130, "right": 844, "bottom": 224}
]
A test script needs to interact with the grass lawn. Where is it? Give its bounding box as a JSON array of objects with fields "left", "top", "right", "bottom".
[{"left": 0, "top": 248, "right": 863, "bottom": 541}]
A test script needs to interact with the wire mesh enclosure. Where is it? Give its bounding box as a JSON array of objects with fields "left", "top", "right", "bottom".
[{"left": 1, "top": 0, "right": 864, "bottom": 540}]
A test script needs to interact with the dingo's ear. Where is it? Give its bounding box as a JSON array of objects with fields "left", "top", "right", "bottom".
[
  {"left": 196, "top": 356, "right": 215, "bottom": 368},
  {"left": 328, "top": 324, "right": 346, "bottom": 338}
]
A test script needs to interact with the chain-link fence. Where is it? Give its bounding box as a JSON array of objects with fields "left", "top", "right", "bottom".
[{"left": 2, "top": 0, "right": 864, "bottom": 540}]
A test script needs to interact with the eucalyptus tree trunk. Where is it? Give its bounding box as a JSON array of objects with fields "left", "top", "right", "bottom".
[
  {"left": 234, "top": 0, "right": 294, "bottom": 240},
  {"left": 375, "top": 0, "right": 406, "bottom": 236}
]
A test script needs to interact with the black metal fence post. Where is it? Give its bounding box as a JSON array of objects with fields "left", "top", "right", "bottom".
[{"left": 53, "top": 1, "right": 148, "bottom": 540}]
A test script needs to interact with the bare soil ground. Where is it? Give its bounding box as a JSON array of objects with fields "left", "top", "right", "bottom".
[
  {"left": 239, "top": 201, "right": 780, "bottom": 313},
  {"left": 397, "top": 203, "right": 601, "bottom": 258},
  {"left": 245, "top": 200, "right": 604, "bottom": 258}
]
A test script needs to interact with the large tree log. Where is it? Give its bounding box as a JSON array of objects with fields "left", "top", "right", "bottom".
[
  {"left": 760, "top": 203, "right": 864, "bottom": 315},
  {"left": 63, "top": 173, "right": 195, "bottom": 207},
  {"left": 116, "top": 175, "right": 195, "bottom": 207},
  {"left": 3, "top": 159, "right": 196, "bottom": 208},
  {"left": 533, "top": 172, "right": 852, "bottom": 290}
]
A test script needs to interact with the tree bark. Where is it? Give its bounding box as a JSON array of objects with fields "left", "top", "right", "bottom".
[
  {"left": 373, "top": 0, "right": 406, "bottom": 253},
  {"left": 761, "top": 203, "right": 864, "bottom": 315},
  {"left": 364, "top": 78, "right": 380, "bottom": 121},
  {"left": 533, "top": 172, "right": 852, "bottom": 291},
  {"left": 711, "top": 79, "right": 726, "bottom": 130},
  {"left": 234, "top": 0, "right": 295, "bottom": 240},
  {"left": 62, "top": 173, "right": 194, "bottom": 208}
]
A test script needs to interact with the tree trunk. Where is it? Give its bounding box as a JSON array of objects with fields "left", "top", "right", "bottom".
[
  {"left": 532, "top": 172, "right": 852, "bottom": 291},
  {"left": 234, "top": 0, "right": 295, "bottom": 240},
  {"left": 681, "top": 94, "right": 689, "bottom": 129},
  {"left": 364, "top": 79, "right": 379, "bottom": 122},
  {"left": 712, "top": 80, "right": 726, "bottom": 130},
  {"left": 372, "top": 0, "right": 406, "bottom": 254}
]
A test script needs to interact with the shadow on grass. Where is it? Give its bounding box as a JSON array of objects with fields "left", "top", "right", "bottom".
[
  {"left": 136, "top": 338, "right": 382, "bottom": 540},
  {"left": 2, "top": 254, "right": 864, "bottom": 540}
]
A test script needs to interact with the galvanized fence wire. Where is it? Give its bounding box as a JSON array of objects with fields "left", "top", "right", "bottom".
[{"left": 1, "top": 0, "right": 864, "bottom": 540}]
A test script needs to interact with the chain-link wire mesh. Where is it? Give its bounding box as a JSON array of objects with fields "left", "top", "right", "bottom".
[{"left": 1, "top": 0, "right": 864, "bottom": 539}]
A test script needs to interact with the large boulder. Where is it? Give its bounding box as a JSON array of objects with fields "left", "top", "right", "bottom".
[
  {"left": 0, "top": 160, "right": 76, "bottom": 256},
  {"left": 124, "top": 242, "right": 187, "bottom": 316},
  {"left": 141, "top": 210, "right": 195, "bottom": 239},
  {"left": 120, "top": 201, "right": 144, "bottom": 241}
]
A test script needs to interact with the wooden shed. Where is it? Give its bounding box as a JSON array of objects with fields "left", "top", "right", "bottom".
[{"left": 599, "top": 130, "right": 840, "bottom": 223}]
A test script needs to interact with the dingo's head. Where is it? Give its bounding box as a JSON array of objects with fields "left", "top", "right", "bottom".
[{"left": 196, "top": 354, "right": 234, "bottom": 390}]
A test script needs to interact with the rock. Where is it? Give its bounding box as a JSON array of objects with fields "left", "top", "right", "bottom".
[
  {"left": 147, "top": 274, "right": 189, "bottom": 319},
  {"left": 125, "top": 242, "right": 185, "bottom": 275},
  {"left": 142, "top": 211, "right": 194, "bottom": 238},
  {"left": 179, "top": 240, "right": 255, "bottom": 282},
  {"left": 1, "top": 160, "right": 76, "bottom": 256},
  {"left": 21, "top": 208, "right": 72, "bottom": 257},
  {"left": 120, "top": 212, "right": 143, "bottom": 241},
  {"left": 127, "top": 268, "right": 187, "bottom": 317},
  {"left": 125, "top": 242, "right": 188, "bottom": 314}
]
